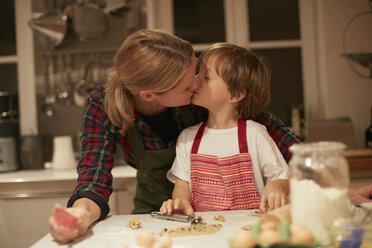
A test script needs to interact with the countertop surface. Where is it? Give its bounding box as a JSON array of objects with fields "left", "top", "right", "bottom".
[
  {"left": 31, "top": 210, "right": 260, "bottom": 248},
  {"left": 0, "top": 166, "right": 137, "bottom": 183}
]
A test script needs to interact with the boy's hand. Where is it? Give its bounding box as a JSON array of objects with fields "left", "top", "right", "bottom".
[
  {"left": 260, "top": 179, "right": 289, "bottom": 213},
  {"left": 159, "top": 198, "right": 194, "bottom": 216}
]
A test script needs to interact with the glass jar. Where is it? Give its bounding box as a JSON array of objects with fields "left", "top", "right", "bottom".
[{"left": 289, "top": 141, "right": 350, "bottom": 246}]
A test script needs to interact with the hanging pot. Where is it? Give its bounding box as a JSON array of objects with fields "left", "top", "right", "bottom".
[
  {"left": 72, "top": 1, "right": 107, "bottom": 41},
  {"left": 28, "top": 11, "right": 68, "bottom": 47}
]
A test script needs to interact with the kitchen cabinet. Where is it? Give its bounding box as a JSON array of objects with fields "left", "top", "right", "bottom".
[{"left": 0, "top": 166, "right": 136, "bottom": 248}]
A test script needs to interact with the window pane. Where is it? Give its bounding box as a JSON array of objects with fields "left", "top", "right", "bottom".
[
  {"left": 253, "top": 47, "right": 303, "bottom": 126},
  {"left": 0, "top": 0, "right": 16, "bottom": 56},
  {"left": 248, "top": 0, "right": 300, "bottom": 41},
  {"left": 0, "top": 63, "right": 18, "bottom": 92},
  {"left": 173, "top": 0, "right": 225, "bottom": 43}
]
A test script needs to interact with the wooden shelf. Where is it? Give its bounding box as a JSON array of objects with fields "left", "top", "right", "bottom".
[{"left": 344, "top": 149, "right": 372, "bottom": 171}]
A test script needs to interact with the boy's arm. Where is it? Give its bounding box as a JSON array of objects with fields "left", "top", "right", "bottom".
[
  {"left": 172, "top": 178, "right": 191, "bottom": 202},
  {"left": 260, "top": 179, "right": 289, "bottom": 213},
  {"left": 160, "top": 178, "right": 194, "bottom": 216}
]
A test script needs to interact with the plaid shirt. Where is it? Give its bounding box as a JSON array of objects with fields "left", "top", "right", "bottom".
[{"left": 67, "top": 86, "right": 301, "bottom": 220}]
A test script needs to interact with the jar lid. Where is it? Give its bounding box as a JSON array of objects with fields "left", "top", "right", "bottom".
[{"left": 289, "top": 141, "right": 346, "bottom": 154}]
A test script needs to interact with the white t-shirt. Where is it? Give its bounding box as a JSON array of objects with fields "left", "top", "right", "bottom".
[{"left": 167, "top": 120, "right": 289, "bottom": 196}]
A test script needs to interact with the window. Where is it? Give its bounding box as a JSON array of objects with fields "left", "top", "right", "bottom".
[
  {"left": 173, "top": 0, "right": 225, "bottom": 43},
  {"left": 0, "top": 0, "right": 18, "bottom": 93},
  {"left": 146, "top": 0, "right": 318, "bottom": 130},
  {"left": 247, "top": 0, "right": 303, "bottom": 125}
]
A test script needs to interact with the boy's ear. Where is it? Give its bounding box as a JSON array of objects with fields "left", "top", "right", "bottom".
[
  {"left": 138, "top": 90, "right": 155, "bottom": 102},
  {"left": 229, "top": 90, "right": 246, "bottom": 103}
]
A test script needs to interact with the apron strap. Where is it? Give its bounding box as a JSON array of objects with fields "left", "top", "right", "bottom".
[
  {"left": 191, "top": 121, "right": 207, "bottom": 154},
  {"left": 126, "top": 127, "right": 145, "bottom": 169},
  {"left": 238, "top": 119, "right": 248, "bottom": 153},
  {"left": 191, "top": 119, "right": 249, "bottom": 154}
]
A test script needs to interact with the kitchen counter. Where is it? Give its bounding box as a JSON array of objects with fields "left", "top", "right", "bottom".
[
  {"left": 30, "top": 206, "right": 371, "bottom": 248},
  {"left": 0, "top": 165, "right": 137, "bottom": 183},
  {"left": 0, "top": 166, "right": 137, "bottom": 197},
  {"left": 0, "top": 166, "right": 138, "bottom": 248},
  {"left": 32, "top": 210, "right": 259, "bottom": 248}
]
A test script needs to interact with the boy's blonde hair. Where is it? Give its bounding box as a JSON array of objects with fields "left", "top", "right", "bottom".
[
  {"left": 105, "top": 29, "right": 194, "bottom": 133},
  {"left": 198, "top": 43, "right": 271, "bottom": 119}
]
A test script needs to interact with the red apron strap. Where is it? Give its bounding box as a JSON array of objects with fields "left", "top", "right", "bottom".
[
  {"left": 191, "top": 121, "right": 208, "bottom": 154},
  {"left": 238, "top": 119, "right": 248, "bottom": 153}
]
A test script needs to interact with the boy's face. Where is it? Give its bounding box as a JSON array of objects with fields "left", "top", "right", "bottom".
[{"left": 192, "top": 56, "right": 232, "bottom": 111}]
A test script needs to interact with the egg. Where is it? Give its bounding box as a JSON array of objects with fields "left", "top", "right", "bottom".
[
  {"left": 257, "top": 229, "right": 284, "bottom": 246},
  {"left": 137, "top": 232, "right": 156, "bottom": 248},
  {"left": 231, "top": 230, "right": 257, "bottom": 248},
  {"left": 153, "top": 234, "right": 172, "bottom": 248},
  {"left": 260, "top": 213, "right": 281, "bottom": 230},
  {"left": 290, "top": 222, "right": 315, "bottom": 245}
]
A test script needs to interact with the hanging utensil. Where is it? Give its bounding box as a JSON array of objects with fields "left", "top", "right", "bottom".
[
  {"left": 42, "top": 54, "right": 56, "bottom": 117},
  {"left": 55, "top": 53, "right": 74, "bottom": 106},
  {"left": 28, "top": 11, "right": 68, "bottom": 47}
]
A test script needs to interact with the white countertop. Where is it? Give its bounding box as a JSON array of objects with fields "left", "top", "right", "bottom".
[
  {"left": 31, "top": 210, "right": 259, "bottom": 248},
  {"left": 0, "top": 166, "right": 137, "bottom": 183}
]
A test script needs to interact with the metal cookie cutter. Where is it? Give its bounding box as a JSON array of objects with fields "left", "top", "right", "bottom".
[{"left": 150, "top": 211, "right": 202, "bottom": 225}]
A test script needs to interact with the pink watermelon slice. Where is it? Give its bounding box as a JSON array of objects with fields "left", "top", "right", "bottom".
[{"left": 53, "top": 204, "right": 78, "bottom": 229}]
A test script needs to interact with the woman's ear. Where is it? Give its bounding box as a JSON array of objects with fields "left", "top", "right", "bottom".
[
  {"left": 138, "top": 90, "right": 155, "bottom": 102},
  {"left": 229, "top": 90, "right": 246, "bottom": 103}
]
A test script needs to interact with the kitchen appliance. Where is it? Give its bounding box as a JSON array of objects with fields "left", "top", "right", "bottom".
[
  {"left": 51, "top": 135, "right": 77, "bottom": 170},
  {"left": 0, "top": 92, "right": 19, "bottom": 172}
]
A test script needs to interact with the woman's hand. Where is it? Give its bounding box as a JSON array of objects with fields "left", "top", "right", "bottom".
[
  {"left": 349, "top": 184, "right": 372, "bottom": 206},
  {"left": 260, "top": 179, "right": 289, "bottom": 213},
  {"left": 49, "top": 206, "right": 89, "bottom": 243},
  {"left": 160, "top": 198, "right": 194, "bottom": 216},
  {"left": 49, "top": 198, "right": 101, "bottom": 243}
]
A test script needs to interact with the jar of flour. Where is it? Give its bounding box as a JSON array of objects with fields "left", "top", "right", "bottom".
[{"left": 289, "top": 142, "right": 350, "bottom": 246}]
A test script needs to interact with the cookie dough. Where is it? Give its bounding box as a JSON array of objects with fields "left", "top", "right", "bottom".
[
  {"left": 248, "top": 210, "right": 263, "bottom": 217},
  {"left": 241, "top": 225, "right": 252, "bottom": 231},
  {"left": 213, "top": 214, "right": 225, "bottom": 222},
  {"left": 159, "top": 223, "right": 223, "bottom": 237},
  {"left": 127, "top": 217, "right": 142, "bottom": 229}
]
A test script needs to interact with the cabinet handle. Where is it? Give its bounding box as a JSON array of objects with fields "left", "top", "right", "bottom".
[{"left": 0, "top": 191, "right": 71, "bottom": 199}]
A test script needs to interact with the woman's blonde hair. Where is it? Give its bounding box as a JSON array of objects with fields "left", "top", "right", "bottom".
[
  {"left": 198, "top": 43, "right": 271, "bottom": 119},
  {"left": 105, "top": 29, "right": 194, "bottom": 133}
]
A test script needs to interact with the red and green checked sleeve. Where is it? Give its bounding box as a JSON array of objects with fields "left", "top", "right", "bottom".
[
  {"left": 67, "top": 87, "right": 123, "bottom": 220},
  {"left": 254, "top": 111, "right": 302, "bottom": 162}
]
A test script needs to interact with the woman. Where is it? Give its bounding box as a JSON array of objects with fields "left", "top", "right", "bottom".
[{"left": 49, "top": 29, "right": 301, "bottom": 243}]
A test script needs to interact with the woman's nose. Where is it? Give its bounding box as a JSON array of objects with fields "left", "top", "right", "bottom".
[{"left": 189, "top": 76, "right": 200, "bottom": 93}]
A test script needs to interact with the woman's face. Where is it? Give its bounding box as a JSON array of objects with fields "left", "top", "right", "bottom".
[
  {"left": 154, "top": 55, "right": 198, "bottom": 107},
  {"left": 192, "top": 56, "right": 231, "bottom": 111}
]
